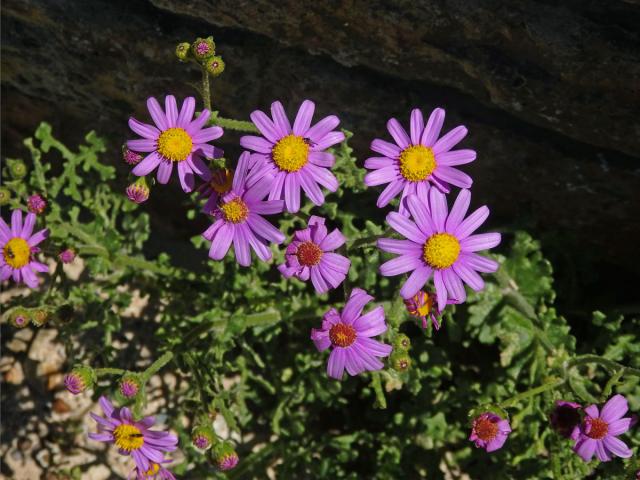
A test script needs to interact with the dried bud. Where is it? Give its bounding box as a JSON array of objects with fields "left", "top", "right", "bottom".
[
  {"left": 0, "top": 187, "right": 11, "bottom": 206},
  {"left": 192, "top": 424, "right": 215, "bottom": 451},
  {"left": 27, "top": 194, "right": 47, "bottom": 214},
  {"left": 175, "top": 42, "right": 191, "bottom": 61},
  {"left": 191, "top": 37, "right": 216, "bottom": 61},
  {"left": 63, "top": 365, "right": 95, "bottom": 395},
  {"left": 58, "top": 249, "right": 76, "bottom": 264},
  {"left": 205, "top": 56, "right": 225, "bottom": 77},
  {"left": 31, "top": 308, "right": 51, "bottom": 327},
  {"left": 393, "top": 334, "right": 411, "bottom": 352},
  {"left": 122, "top": 146, "right": 143, "bottom": 165},
  {"left": 9, "top": 159, "right": 27, "bottom": 179},
  {"left": 212, "top": 441, "right": 239, "bottom": 471},
  {"left": 390, "top": 351, "right": 411, "bottom": 372},
  {"left": 10, "top": 307, "right": 30, "bottom": 329},
  {"left": 126, "top": 177, "right": 150, "bottom": 204}
]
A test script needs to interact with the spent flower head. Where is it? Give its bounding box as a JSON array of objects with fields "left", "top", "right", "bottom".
[{"left": 27, "top": 194, "right": 47, "bottom": 215}]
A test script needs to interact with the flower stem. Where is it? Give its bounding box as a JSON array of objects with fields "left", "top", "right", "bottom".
[
  {"left": 95, "top": 367, "right": 126, "bottom": 376},
  {"left": 501, "top": 377, "right": 565, "bottom": 408},
  {"left": 370, "top": 371, "right": 387, "bottom": 409},
  {"left": 141, "top": 351, "right": 174, "bottom": 382},
  {"left": 566, "top": 354, "right": 640, "bottom": 377},
  {"left": 201, "top": 68, "right": 211, "bottom": 111},
  {"left": 210, "top": 115, "right": 258, "bottom": 133}
]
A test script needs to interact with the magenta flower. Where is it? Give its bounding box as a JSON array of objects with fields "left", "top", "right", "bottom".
[
  {"left": 89, "top": 396, "right": 178, "bottom": 473},
  {"left": 364, "top": 107, "right": 475, "bottom": 214},
  {"left": 550, "top": 400, "right": 581, "bottom": 438},
  {"left": 572, "top": 394, "right": 633, "bottom": 462},
  {"left": 469, "top": 412, "right": 511, "bottom": 452},
  {"left": 130, "top": 458, "right": 176, "bottom": 480},
  {"left": 58, "top": 248, "right": 76, "bottom": 264},
  {"left": 377, "top": 188, "right": 500, "bottom": 310},
  {"left": 403, "top": 290, "right": 456, "bottom": 330},
  {"left": 0, "top": 209, "right": 49, "bottom": 288},
  {"left": 27, "top": 194, "right": 46, "bottom": 214},
  {"left": 240, "top": 100, "right": 345, "bottom": 213},
  {"left": 202, "top": 152, "right": 285, "bottom": 266},
  {"left": 278, "top": 216, "right": 350, "bottom": 294},
  {"left": 128, "top": 95, "right": 223, "bottom": 192},
  {"left": 311, "top": 288, "right": 392, "bottom": 380},
  {"left": 122, "top": 146, "right": 143, "bottom": 166}
]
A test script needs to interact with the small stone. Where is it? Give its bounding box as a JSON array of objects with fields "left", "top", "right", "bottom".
[
  {"left": 52, "top": 398, "right": 71, "bottom": 414},
  {"left": 5, "top": 363, "right": 24, "bottom": 384}
]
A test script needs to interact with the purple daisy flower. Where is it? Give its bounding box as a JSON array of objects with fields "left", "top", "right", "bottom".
[
  {"left": 311, "top": 288, "right": 392, "bottom": 380},
  {"left": 377, "top": 188, "right": 500, "bottom": 310},
  {"left": 89, "top": 396, "right": 178, "bottom": 473},
  {"left": 127, "top": 95, "right": 223, "bottom": 193},
  {"left": 202, "top": 152, "right": 285, "bottom": 266},
  {"left": 0, "top": 209, "right": 49, "bottom": 288},
  {"left": 129, "top": 458, "right": 176, "bottom": 480},
  {"left": 403, "top": 290, "right": 457, "bottom": 330},
  {"left": 550, "top": 400, "right": 582, "bottom": 438},
  {"left": 240, "top": 100, "right": 345, "bottom": 213},
  {"left": 278, "top": 216, "right": 350, "bottom": 294},
  {"left": 469, "top": 412, "right": 511, "bottom": 452},
  {"left": 572, "top": 394, "right": 633, "bottom": 462},
  {"left": 364, "top": 107, "right": 475, "bottom": 214}
]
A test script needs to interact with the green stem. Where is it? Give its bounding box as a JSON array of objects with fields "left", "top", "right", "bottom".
[
  {"left": 566, "top": 354, "right": 640, "bottom": 377},
  {"left": 348, "top": 228, "right": 393, "bottom": 250},
  {"left": 141, "top": 351, "right": 174, "bottom": 382},
  {"left": 501, "top": 378, "right": 565, "bottom": 408},
  {"left": 201, "top": 68, "right": 211, "bottom": 111},
  {"left": 370, "top": 372, "right": 387, "bottom": 409},
  {"left": 210, "top": 116, "right": 258, "bottom": 133},
  {"left": 95, "top": 367, "right": 127, "bottom": 376},
  {"left": 601, "top": 368, "right": 625, "bottom": 400}
]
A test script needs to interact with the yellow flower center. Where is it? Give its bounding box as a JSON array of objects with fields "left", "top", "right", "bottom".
[
  {"left": 210, "top": 168, "right": 234, "bottom": 194},
  {"left": 220, "top": 198, "right": 249, "bottom": 223},
  {"left": 113, "top": 424, "right": 144, "bottom": 451},
  {"left": 3, "top": 237, "right": 30, "bottom": 269},
  {"left": 398, "top": 145, "right": 436, "bottom": 182},
  {"left": 144, "top": 463, "right": 161, "bottom": 477},
  {"left": 416, "top": 292, "right": 434, "bottom": 317},
  {"left": 423, "top": 233, "right": 460, "bottom": 269},
  {"left": 156, "top": 127, "right": 193, "bottom": 162},
  {"left": 272, "top": 134, "right": 309, "bottom": 172}
]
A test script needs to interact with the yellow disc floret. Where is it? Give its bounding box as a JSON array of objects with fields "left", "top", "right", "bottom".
[
  {"left": 143, "top": 463, "right": 161, "bottom": 477},
  {"left": 423, "top": 233, "right": 460, "bottom": 269},
  {"left": 398, "top": 145, "right": 436, "bottom": 182},
  {"left": 157, "top": 128, "right": 193, "bottom": 162},
  {"left": 210, "top": 168, "right": 234, "bottom": 194},
  {"left": 272, "top": 134, "right": 309, "bottom": 172},
  {"left": 113, "top": 424, "right": 144, "bottom": 451},
  {"left": 3, "top": 237, "right": 31, "bottom": 269},
  {"left": 220, "top": 197, "right": 249, "bottom": 223}
]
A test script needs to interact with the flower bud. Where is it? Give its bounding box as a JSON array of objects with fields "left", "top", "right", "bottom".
[
  {"left": 191, "top": 37, "right": 216, "bottom": 61},
  {"left": 9, "top": 159, "right": 27, "bottom": 179},
  {"left": 10, "top": 308, "right": 30, "bottom": 329},
  {"left": 0, "top": 187, "right": 11, "bottom": 206},
  {"left": 212, "top": 441, "right": 239, "bottom": 471},
  {"left": 126, "top": 177, "right": 150, "bottom": 204},
  {"left": 27, "top": 194, "right": 46, "bottom": 214},
  {"left": 31, "top": 308, "right": 51, "bottom": 327},
  {"left": 58, "top": 248, "right": 76, "bottom": 264},
  {"left": 192, "top": 424, "right": 215, "bottom": 451},
  {"left": 118, "top": 374, "right": 141, "bottom": 399},
  {"left": 205, "top": 56, "right": 225, "bottom": 77},
  {"left": 122, "top": 146, "right": 143, "bottom": 165},
  {"left": 390, "top": 351, "right": 411, "bottom": 372},
  {"left": 393, "top": 334, "right": 411, "bottom": 351},
  {"left": 175, "top": 42, "right": 191, "bottom": 61},
  {"left": 63, "top": 365, "right": 95, "bottom": 395}
]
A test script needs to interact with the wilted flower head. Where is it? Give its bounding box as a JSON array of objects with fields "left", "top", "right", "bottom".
[
  {"left": 572, "top": 394, "right": 633, "bottom": 462},
  {"left": 469, "top": 412, "right": 511, "bottom": 452},
  {"left": 123, "top": 146, "right": 143, "bottom": 165},
  {"left": 126, "top": 177, "right": 150, "bottom": 204},
  {"left": 119, "top": 375, "right": 141, "bottom": 399},
  {"left": 1, "top": 209, "right": 49, "bottom": 288},
  {"left": 404, "top": 290, "right": 456, "bottom": 330},
  {"left": 27, "top": 194, "right": 46, "bottom": 215},
  {"left": 550, "top": 400, "right": 581, "bottom": 438},
  {"left": 31, "top": 308, "right": 50, "bottom": 327},
  {"left": 198, "top": 167, "right": 234, "bottom": 214},
  {"left": 89, "top": 396, "right": 178, "bottom": 473},
  {"left": 131, "top": 459, "right": 176, "bottom": 479},
  {"left": 278, "top": 215, "right": 350, "bottom": 294},
  {"left": 58, "top": 248, "right": 76, "bottom": 264},
  {"left": 311, "top": 288, "right": 392, "bottom": 380},
  {"left": 64, "top": 366, "right": 94, "bottom": 395},
  {"left": 240, "top": 99, "right": 345, "bottom": 213},
  {"left": 213, "top": 442, "right": 239, "bottom": 471}
]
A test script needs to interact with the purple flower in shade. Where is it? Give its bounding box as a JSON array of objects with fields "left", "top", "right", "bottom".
[
  {"left": 27, "top": 194, "right": 47, "bottom": 215},
  {"left": 278, "top": 216, "right": 351, "bottom": 294},
  {"left": 123, "top": 146, "right": 143, "bottom": 166},
  {"left": 197, "top": 167, "right": 234, "bottom": 214},
  {"left": 377, "top": 188, "right": 500, "bottom": 310},
  {"left": 89, "top": 396, "right": 178, "bottom": 473},
  {"left": 403, "top": 290, "right": 457, "bottom": 330},
  {"left": 127, "top": 95, "right": 224, "bottom": 193},
  {"left": 130, "top": 459, "right": 176, "bottom": 480},
  {"left": 58, "top": 248, "right": 76, "bottom": 264},
  {"left": 363, "top": 107, "right": 475, "bottom": 215},
  {"left": 63, "top": 372, "right": 85, "bottom": 395},
  {"left": 311, "top": 288, "right": 392, "bottom": 380},
  {"left": 0, "top": 210, "right": 49, "bottom": 288},
  {"left": 572, "top": 394, "right": 633, "bottom": 462},
  {"left": 550, "top": 400, "right": 582, "bottom": 438},
  {"left": 239, "top": 100, "right": 345, "bottom": 213},
  {"left": 469, "top": 412, "right": 512, "bottom": 452},
  {"left": 202, "top": 152, "right": 285, "bottom": 266}
]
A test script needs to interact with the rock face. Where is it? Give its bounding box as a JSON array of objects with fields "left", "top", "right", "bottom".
[{"left": 1, "top": 0, "right": 639, "bottom": 287}]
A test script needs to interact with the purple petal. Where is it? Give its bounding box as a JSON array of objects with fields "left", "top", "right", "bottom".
[
  {"left": 88, "top": 432, "right": 114, "bottom": 442},
  {"left": 421, "top": 108, "right": 445, "bottom": 146},
  {"left": 460, "top": 233, "right": 501, "bottom": 252},
  {"left": 462, "top": 253, "right": 499, "bottom": 273},
  {"left": 270, "top": 101, "right": 292, "bottom": 137},
  {"left": 251, "top": 200, "right": 284, "bottom": 215},
  {"left": 0, "top": 265, "right": 12, "bottom": 281},
  {"left": 433, "top": 270, "right": 448, "bottom": 311},
  {"left": 268, "top": 170, "right": 286, "bottom": 201},
  {"left": 312, "top": 131, "right": 345, "bottom": 150},
  {"left": 376, "top": 180, "right": 405, "bottom": 208},
  {"left": 305, "top": 115, "right": 340, "bottom": 143},
  {"left": 601, "top": 394, "right": 629, "bottom": 423},
  {"left": 132, "top": 152, "right": 162, "bottom": 176},
  {"left": 434, "top": 165, "right": 472, "bottom": 189},
  {"left": 364, "top": 166, "right": 398, "bottom": 187},
  {"left": 453, "top": 262, "right": 484, "bottom": 291},
  {"left": 380, "top": 254, "right": 423, "bottom": 276},
  {"left": 311, "top": 328, "right": 331, "bottom": 351},
  {"left": 607, "top": 418, "right": 631, "bottom": 436},
  {"left": 310, "top": 267, "right": 329, "bottom": 293},
  {"left": 147, "top": 97, "right": 168, "bottom": 131},
  {"left": 387, "top": 212, "right": 426, "bottom": 244},
  {"left": 407, "top": 195, "right": 436, "bottom": 236},
  {"left": 248, "top": 213, "right": 285, "bottom": 243},
  {"left": 188, "top": 109, "right": 211, "bottom": 133},
  {"left": 595, "top": 440, "right": 611, "bottom": 462},
  {"left": 399, "top": 265, "right": 432, "bottom": 299},
  {"left": 485, "top": 432, "right": 508, "bottom": 453},
  {"left": 192, "top": 126, "right": 223, "bottom": 144},
  {"left": 99, "top": 396, "right": 115, "bottom": 416},
  {"left": 177, "top": 97, "right": 196, "bottom": 127},
  {"left": 342, "top": 288, "right": 373, "bottom": 324},
  {"left": 156, "top": 160, "right": 173, "bottom": 184},
  {"left": 233, "top": 224, "right": 252, "bottom": 267},
  {"left": 165, "top": 95, "right": 178, "bottom": 126},
  {"left": 250, "top": 110, "right": 280, "bottom": 143},
  {"left": 387, "top": 118, "right": 410, "bottom": 149},
  {"left": 327, "top": 349, "right": 346, "bottom": 380},
  {"left": 187, "top": 155, "right": 211, "bottom": 178},
  {"left": 574, "top": 438, "right": 597, "bottom": 462},
  {"left": 429, "top": 188, "right": 448, "bottom": 231},
  {"left": 433, "top": 126, "right": 468, "bottom": 155},
  {"left": 364, "top": 156, "right": 394, "bottom": 169},
  {"left": 410, "top": 108, "right": 424, "bottom": 145},
  {"left": 127, "top": 139, "right": 157, "bottom": 152},
  {"left": 208, "top": 223, "right": 233, "bottom": 260},
  {"left": 442, "top": 268, "right": 466, "bottom": 303},
  {"left": 319, "top": 230, "right": 346, "bottom": 251},
  {"left": 437, "top": 149, "right": 476, "bottom": 166},
  {"left": 284, "top": 174, "right": 301, "bottom": 213},
  {"left": 21, "top": 213, "right": 36, "bottom": 238},
  {"left": 233, "top": 151, "right": 251, "bottom": 192},
  {"left": 0, "top": 218, "right": 11, "bottom": 241},
  {"left": 371, "top": 139, "right": 401, "bottom": 158},
  {"left": 306, "top": 164, "right": 339, "bottom": 192},
  {"left": 240, "top": 135, "right": 273, "bottom": 153},
  {"left": 177, "top": 162, "right": 195, "bottom": 192},
  {"left": 299, "top": 171, "right": 325, "bottom": 206},
  {"left": 454, "top": 206, "right": 490, "bottom": 239},
  {"left": 356, "top": 337, "right": 393, "bottom": 357},
  {"left": 22, "top": 268, "right": 38, "bottom": 288},
  {"left": 352, "top": 306, "right": 386, "bottom": 337},
  {"left": 309, "top": 152, "right": 335, "bottom": 167},
  {"left": 11, "top": 210, "right": 22, "bottom": 237},
  {"left": 377, "top": 238, "right": 422, "bottom": 255},
  {"left": 585, "top": 405, "right": 600, "bottom": 418},
  {"left": 603, "top": 436, "right": 632, "bottom": 458},
  {"left": 445, "top": 189, "right": 471, "bottom": 232},
  {"left": 293, "top": 99, "right": 315, "bottom": 136},
  {"left": 245, "top": 227, "right": 272, "bottom": 261},
  {"left": 129, "top": 118, "right": 160, "bottom": 139}
]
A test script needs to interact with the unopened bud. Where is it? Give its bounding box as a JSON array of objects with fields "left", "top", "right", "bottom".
[
  {"left": 192, "top": 424, "right": 215, "bottom": 451},
  {"left": 0, "top": 187, "right": 11, "bottom": 206},
  {"left": 175, "top": 42, "right": 191, "bottom": 61},
  {"left": 126, "top": 177, "right": 150, "bottom": 204},
  {"left": 205, "top": 56, "right": 225, "bottom": 77},
  {"left": 191, "top": 37, "right": 216, "bottom": 61},
  {"left": 393, "top": 334, "right": 411, "bottom": 352},
  {"left": 63, "top": 365, "right": 95, "bottom": 395},
  {"left": 9, "top": 159, "right": 27, "bottom": 179},
  {"left": 390, "top": 352, "right": 411, "bottom": 372},
  {"left": 212, "top": 441, "right": 238, "bottom": 471}
]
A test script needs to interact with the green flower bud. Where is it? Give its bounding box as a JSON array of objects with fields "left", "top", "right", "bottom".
[
  {"left": 10, "top": 307, "right": 31, "bottom": 329},
  {"left": 0, "top": 187, "right": 11, "bottom": 206},
  {"left": 390, "top": 352, "right": 411, "bottom": 372},
  {"left": 64, "top": 365, "right": 95, "bottom": 395},
  {"left": 31, "top": 308, "right": 51, "bottom": 327},
  {"left": 175, "top": 42, "right": 191, "bottom": 62},
  {"left": 212, "top": 441, "right": 239, "bottom": 471},
  {"left": 9, "top": 159, "right": 27, "bottom": 179},
  {"left": 191, "top": 37, "right": 216, "bottom": 61},
  {"left": 393, "top": 334, "right": 411, "bottom": 351},
  {"left": 205, "top": 56, "right": 225, "bottom": 77},
  {"left": 192, "top": 424, "right": 216, "bottom": 450}
]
